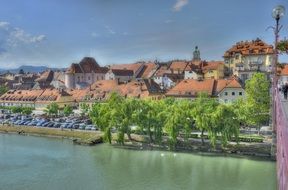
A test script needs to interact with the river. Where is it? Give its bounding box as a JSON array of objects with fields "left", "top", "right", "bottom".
[{"left": 0, "top": 134, "right": 276, "bottom": 190}]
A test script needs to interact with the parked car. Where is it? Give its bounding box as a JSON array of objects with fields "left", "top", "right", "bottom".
[{"left": 79, "top": 124, "right": 86, "bottom": 130}]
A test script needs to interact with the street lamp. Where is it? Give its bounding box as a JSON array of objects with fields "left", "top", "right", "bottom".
[{"left": 271, "top": 5, "right": 285, "bottom": 153}]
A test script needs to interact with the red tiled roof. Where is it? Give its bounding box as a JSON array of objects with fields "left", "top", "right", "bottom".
[
  {"left": 66, "top": 57, "right": 108, "bottom": 74},
  {"left": 136, "top": 62, "right": 157, "bottom": 78},
  {"left": 224, "top": 39, "right": 273, "bottom": 57},
  {"left": 166, "top": 79, "right": 215, "bottom": 97},
  {"left": 0, "top": 89, "right": 44, "bottom": 102},
  {"left": 169, "top": 61, "right": 189, "bottom": 73},
  {"left": 110, "top": 62, "right": 143, "bottom": 74}
]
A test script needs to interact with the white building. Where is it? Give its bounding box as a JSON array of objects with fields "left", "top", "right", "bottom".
[{"left": 65, "top": 57, "right": 108, "bottom": 89}]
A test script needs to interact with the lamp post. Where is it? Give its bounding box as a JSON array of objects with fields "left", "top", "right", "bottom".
[{"left": 271, "top": 5, "right": 285, "bottom": 132}]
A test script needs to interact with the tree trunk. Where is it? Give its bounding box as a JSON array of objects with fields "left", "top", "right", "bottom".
[{"left": 201, "top": 129, "right": 204, "bottom": 145}]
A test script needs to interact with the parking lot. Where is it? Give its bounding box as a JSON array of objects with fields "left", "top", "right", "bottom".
[{"left": 0, "top": 113, "right": 98, "bottom": 131}]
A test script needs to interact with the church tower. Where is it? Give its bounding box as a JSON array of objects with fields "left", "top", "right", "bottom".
[{"left": 193, "top": 46, "right": 201, "bottom": 61}]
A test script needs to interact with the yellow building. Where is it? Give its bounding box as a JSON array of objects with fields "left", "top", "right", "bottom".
[
  {"left": 223, "top": 38, "right": 274, "bottom": 82},
  {"left": 203, "top": 61, "right": 224, "bottom": 80}
]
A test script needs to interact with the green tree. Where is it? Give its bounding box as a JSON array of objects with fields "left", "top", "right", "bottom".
[
  {"left": 245, "top": 73, "right": 270, "bottom": 133},
  {"left": 45, "top": 102, "right": 59, "bottom": 116},
  {"left": 22, "top": 107, "right": 33, "bottom": 115},
  {"left": 80, "top": 103, "right": 90, "bottom": 117},
  {"left": 0, "top": 85, "right": 8, "bottom": 96},
  {"left": 212, "top": 104, "right": 240, "bottom": 147},
  {"left": 11, "top": 106, "right": 23, "bottom": 114},
  {"left": 192, "top": 93, "right": 219, "bottom": 145},
  {"left": 63, "top": 105, "right": 73, "bottom": 116}
]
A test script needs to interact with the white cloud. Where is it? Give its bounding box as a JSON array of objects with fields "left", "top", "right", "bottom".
[
  {"left": 165, "top": 19, "right": 174, "bottom": 24},
  {"left": 105, "top": 25, "right": 116, "bottom": 35},
  {"left": 173, "top": 0, "right": 188, "bottom": 12},
  {"left": 7, "top": 28, "right": 46, "bottom": 47},
  {"left": 91, "top": 32, "right": 100, "bottom": 38},
  {"left": 0, "top": 21, "right": 10, "bottom": 30}
]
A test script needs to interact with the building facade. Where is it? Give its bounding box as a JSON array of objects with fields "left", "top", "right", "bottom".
[
  {"left": 65, "top": 57, "right": 108, "bottom": 89},
  {"left": 223, "top": 39, "right": 273, "bottom": 83}
]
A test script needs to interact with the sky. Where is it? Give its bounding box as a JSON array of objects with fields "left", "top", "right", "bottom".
[{"left": 0, "top": 0, "right": 288, "bottom": 69}]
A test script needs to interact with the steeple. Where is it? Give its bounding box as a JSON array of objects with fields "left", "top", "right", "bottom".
[{"left": 193, "top": 46, "right": 201, "bottom": 61}]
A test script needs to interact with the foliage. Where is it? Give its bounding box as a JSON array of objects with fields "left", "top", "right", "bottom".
[
  {"left": 44, "top": 102, "right": 59, "bottom": 116},
  {"left": 80, "top": 103, "right": 90, "bottom": 116},
  {"left": 245, "top": 73, "right": 270, "bottom": 130},
  {"left": 88, "top": 91, "right": 267, "bottom": 149},
  {"left": 192, "top": 93, "right": 219, "bottom": 145},
  {"left": 22, "top": 107, "right": 33, "bottom": 115},
  {"left": 0, "top": 85, "right": 8, "bottom": 96},
  {"left": 11, "top": 106, "right": 23, "bottom": 113},
  {"left": 277, "top": 40, "right": 288, "bottom": 53},
  {"left": 63, "top": 105, "right": 73, "bottom": 116}
]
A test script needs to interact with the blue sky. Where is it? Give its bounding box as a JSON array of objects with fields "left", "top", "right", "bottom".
[{"left": 0, "top": 0, "right": 287, "bottom": 69}]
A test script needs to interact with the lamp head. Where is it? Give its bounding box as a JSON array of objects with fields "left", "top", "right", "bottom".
[{"left": 272, "top": 5, "right": 285, "bottom": 20}]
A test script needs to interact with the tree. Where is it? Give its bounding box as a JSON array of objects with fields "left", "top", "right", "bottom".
[
  {"left": 22, "top": 107, "right": 33, "bottom": 115},
  {"left": 80, "top": 103, "right": 90, "bottom": 116},
  {"left": 45, "top": 103, "right": 59, "bottom": 116},
  {"left": 11, "top": 106, "right": 22, "bottom": 114},
  {"left": 63, "top": 105, "right": 73, "bottom": 116},
  {"left": 245, "top": 73, "right": 270, "bottom": 133},
  {"left": 0, "top": 85, "right": 8, "bottom": 96},
  {"left": 192, "top": 93, "right": 219, "bottom": 145},
  {"left": 212, "top": 104, "right": 240, "bottom": 147}
]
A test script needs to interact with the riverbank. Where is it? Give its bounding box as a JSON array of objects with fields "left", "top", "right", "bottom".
[
  {"left": 113, "top": 134, "right": 273, "bottom": 159},
  {"left": 0, "top": 125, "right": 103, "bottom": 145},
  {"left": 0, "top": 125, "right": 273, "bottom": 159}
]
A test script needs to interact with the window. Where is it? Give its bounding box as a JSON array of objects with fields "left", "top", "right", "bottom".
[
  {"left": 224, "top": 99, "right": 228, "bottom": 103},
  {"left": 239, "top": 92, "right": 242, "bottom": 96},
  {"left": 232, "top": 92, "right": 235, "bottom": 96},
  {"left": 88, "top": 76, "right": 91, "bottom": 80},
  {"left": 235, "top": 55, "right": 239, "bottom": 60},
  {"left": 224, "top": 92, "right": 228, "bottom": 96}
]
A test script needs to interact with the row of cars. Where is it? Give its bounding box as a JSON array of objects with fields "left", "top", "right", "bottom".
[{"left": 0, "top": 114, "right": 98, "bottom": 131}]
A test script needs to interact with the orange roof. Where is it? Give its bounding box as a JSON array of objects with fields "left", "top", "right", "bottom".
[
  {"left": 280, "top": 65, "right": 288, "bottom": 76},
  {"left": 169, "top": 61, "right": 189, "bottom": 72},
  {"left": 137, "top": 62, "right": 157, "bottom": 78},
  {"left": 66, "top": 57, "right": 108, "bottom": 74},
  {"left": 110, "top": 62, "right": 143, "bottom": 74},
  {"left": 0, "top": 89, "right": 44, "bottom": 102},
  {"left": 215, "top": 78, "right": 242, "bottom": 94},
  {"left": 202, "top": 61, "right": 224, "bottom": 72},
  {"left": 166, "top": 79, "right": 215, "bottom": 97},
  {"left": 224, "top": 39, "right": 273, "bottom": 57}
]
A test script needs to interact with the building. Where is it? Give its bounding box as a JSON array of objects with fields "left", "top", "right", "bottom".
[
  {"left": 216, "top": 78, "right": 245, "bottom": 103},
  {"left": 105, "top": 69, "right": 134, "bottom": 83},
  {"left": 184, "top": 61, "right": 224, "bottom": 80},
  {"left": 0, "top": 89, "right": 44, "bottom": 108},
  {"left": 166, "top": 79, "right": 215, "bottom": 99},
  {"left": 202, "top": 61, "right": 224, "bottom": 79},
  {"left": 153, "top": 61, "right": 187, "bottom": 89},
  {"left": 65, "top": 57, "right": 108, "bottom": 89},
  {"left": 279, "top": 64, "right": 288, "bottom": 85},
  {"left": 166, "top": 78, "right": 244, "bottom": 103},
  {"left": 223, "top": 38, "right": 274, "bottom": 83},
  {"left": 34, "top": 70, "right": 54, "bottom": 89},
  {"left": 35, "top": 88, "right": 75, "bottom": 110}
]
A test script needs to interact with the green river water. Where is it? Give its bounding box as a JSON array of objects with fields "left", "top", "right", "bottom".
[{"left": 0, "top": 134, "right": 276, "bottom": 190}]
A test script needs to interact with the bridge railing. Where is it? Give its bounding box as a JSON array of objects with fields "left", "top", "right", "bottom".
[{"left": 276, "top": 90, "right": 288, "bottom": 190}]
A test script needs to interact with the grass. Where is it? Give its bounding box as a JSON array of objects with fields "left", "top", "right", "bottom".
[{"left": 0, "top": 124, "right": 103, "bottom": 145}]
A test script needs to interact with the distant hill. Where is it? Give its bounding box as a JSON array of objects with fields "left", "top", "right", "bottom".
[{"left": 0, "top": 65, "right": 66, "bottom": 74}]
